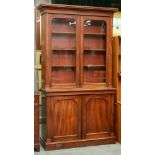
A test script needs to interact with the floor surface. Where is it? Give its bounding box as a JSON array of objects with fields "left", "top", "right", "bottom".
[{"left": 34, "top": 143, "right": 121, "bottom": 155}]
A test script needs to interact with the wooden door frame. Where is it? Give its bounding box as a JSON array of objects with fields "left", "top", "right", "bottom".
[
  {"left": 47, "top": 14, "right": 80, "bottom": 88},
  {"left": 79, "top": 16, "right": 111, "bottom": 88}
]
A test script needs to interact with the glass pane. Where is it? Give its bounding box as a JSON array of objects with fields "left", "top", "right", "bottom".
[
  {"left": 83, "top": 20, "right": 106, "bottom": 83},
  {"left": 51, "top": 18, "right": 76, "bottom": 84}
]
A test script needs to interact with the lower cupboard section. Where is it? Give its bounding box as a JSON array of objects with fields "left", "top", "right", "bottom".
[{"left": 40, "top": 92, "right": 116, "bottom": 150}]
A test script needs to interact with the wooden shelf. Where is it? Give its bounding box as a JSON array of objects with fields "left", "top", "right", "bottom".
[
  {"left": 84, "top": 65, "right": 106, "bottom": 71},
  {"left": 84, "top": 65, "right": 106, "bottom": 67},
  {"left": 52, "top": 66, "right": 75, "bottom": 71},
  {"left": 52, "top": 32, "right": 106, "bottom": 36},
  {"left": 53, "top": 66, "right": 75, "bottom": 68},
  {"left": 84, "top": 49, "right": 106, "bottom": 51},
  {"left": 52, "top": 32, "right": 75, "bottom": 35},
  {"left": 84, "top": 32, "right": 106, "bottom": 36},
  {"left": 52, "top": 49, "right": 76, "bottom": 51},
  {"left": 53, "top": 49, "right": 106, "bottom": 52},
  {"left": 53, "top": 50, "right": 75, "bottom": 55}
]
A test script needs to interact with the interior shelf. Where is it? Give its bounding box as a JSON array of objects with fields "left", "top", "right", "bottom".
[
  {"left": 52, "top": 48, "right": 76, "bottom": 51},
  {"left": 52, "top": 49, "right": 106, "bottom": 52},
  {"left": 84, "top": 65, "right": 106, "bottom": 71},
  {"left": 52, "top": 66, "right": 75, "bottom": 71},
  {"left": 52, "top": 50, "right": 75, "bottom": 54},
  {"left": 84, "top": 49, "right": 106, "bottom": 51},
  {"left": 84, "top": 32, "right": 106, "bottom": 36},
  {"left": 52, "top": 32, "right": 76, "bottom": 35},
  {"left": 52, "top": 32, "right": 106, "bottom": 37},
  {"left": 53, "top": 66, "right": 75, "bottom": 68},
  {"left": 84, "top": 65, "right": 106, "bottom": 67}
]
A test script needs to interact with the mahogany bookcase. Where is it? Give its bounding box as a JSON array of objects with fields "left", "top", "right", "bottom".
[{"left": 38, "top": 4, "right": 117, "bottom": 150}]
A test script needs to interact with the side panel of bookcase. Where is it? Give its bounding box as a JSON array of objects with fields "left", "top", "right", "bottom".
[{"left": 112, "top": 36, "right": 121, "bottom": 143}]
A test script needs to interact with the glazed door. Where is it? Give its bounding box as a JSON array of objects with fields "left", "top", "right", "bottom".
[
  {"left": 50, "top": 96, "right": 81, "bottom": 142},
  {"left": 49, "top": 15, "right": 80, "bottom": 88},
  {"left": 82, "top": 94, "right": 115, "bottom": 139},
  {"left": 80, "top": 16, "right": 111, "bottom": 88}
]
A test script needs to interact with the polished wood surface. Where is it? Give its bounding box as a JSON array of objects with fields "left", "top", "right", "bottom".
[
  {"left": 38, "top": 4, "right": 117, "bottom": 13},
  {"left": 34, "top": 93, "right": 40, "bottom": 151},
  {"left": 35, "top": 9, "right": 41, "bottom": 50},
  {"left": 40, "top": 91, "right": 115, "bottom": 150},
  {"left": 82, "top": 94, "right": 115, "bottom": 139},
  {"left": 52, "top": 96, "right": 81, "bottom": 142},
  {"left": 115, "top": 102, "right": 121, "bottom": 143},
  {"left": 112, "top": 36, "right": 121, "bottom": 143},
  {"left": 112, "top": 36, "right": 121, "bottom": 103},
  {"left": 38, "top": 4, "right": 117, "bottom": 150},
  {"left": 40, "top": 136, "right": 115, "bottom": 150}
]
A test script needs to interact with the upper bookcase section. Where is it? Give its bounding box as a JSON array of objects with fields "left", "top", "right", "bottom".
[{"left": 37, "top": 4, "right": 118, "bottom": 17}]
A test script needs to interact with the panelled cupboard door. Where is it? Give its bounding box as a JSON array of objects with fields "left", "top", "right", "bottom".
[
  {"left": 51, "top": 96, "right": 81, "bottom": 142},
  {"left": 82, "top": 94, "right": 115, "bottom": 139},
  {"left": 80, "top": 16, "right": 111, "bottom": 88},
  {"left": 49, "top": 14, "right": 80, "bottom": 88}
]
